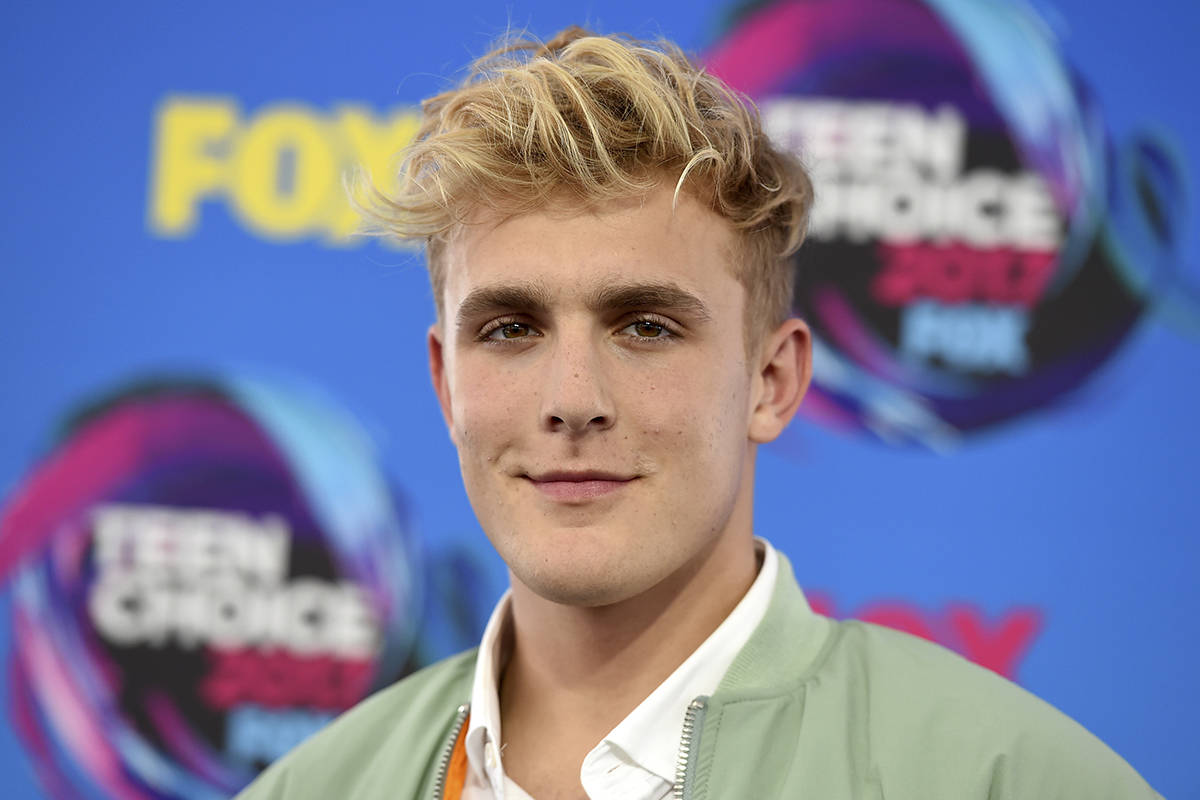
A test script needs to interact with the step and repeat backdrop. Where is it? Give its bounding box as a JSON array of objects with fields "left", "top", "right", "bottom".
[{"left": 2, "top": 1, "right": 1197, "bottom": 797}]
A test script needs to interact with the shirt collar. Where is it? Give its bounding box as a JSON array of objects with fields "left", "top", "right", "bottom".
[
  {"left": 465, "top": 538, "right": 782, "bottom": 790},
  {"left": 595, "top": 539, "right": 778, "bottom": 783},
  {"left": 464, "top": 589, "right": 513, "bottom": 792}
]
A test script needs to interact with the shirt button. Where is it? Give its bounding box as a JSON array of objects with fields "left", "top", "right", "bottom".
[{"left": 486, "top": 743, "right": 498, "bottom": 769}]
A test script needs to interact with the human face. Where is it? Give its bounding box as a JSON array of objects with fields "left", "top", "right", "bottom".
[{"left": 429, "top": 185, "right": 803, "bottom": 607}]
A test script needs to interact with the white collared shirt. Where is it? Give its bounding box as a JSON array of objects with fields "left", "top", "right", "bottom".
[{"left": 462, "top": 540, "right": 779, "bottom": 800}]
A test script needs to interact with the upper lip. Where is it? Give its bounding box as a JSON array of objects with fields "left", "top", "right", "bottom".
[{"left": 525, "top": 470, "right": 636, "bottom": 483}]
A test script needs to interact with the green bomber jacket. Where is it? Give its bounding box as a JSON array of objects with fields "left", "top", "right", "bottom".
[{"left": 237, "top": 553, "right": 1160, "bottom": 799}]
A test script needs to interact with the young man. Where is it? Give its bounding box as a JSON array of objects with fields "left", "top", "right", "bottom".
[{"left": 239, "top": 27, "right": 1159, "bottom": 800}]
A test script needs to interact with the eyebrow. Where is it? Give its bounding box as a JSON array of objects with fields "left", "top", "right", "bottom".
[
  {"left": 454, "top": 278, "right": 714, "bottom": 329},
  {"left": 585, "top": 282, "right": 713, "bottom": 321},
  {"left": 455, "top": 281, "right": 554, "bottom": 330}
]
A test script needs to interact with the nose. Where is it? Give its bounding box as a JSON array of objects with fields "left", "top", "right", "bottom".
[{"left": 540, "top": 331, "right": 615, "bottom": 435}]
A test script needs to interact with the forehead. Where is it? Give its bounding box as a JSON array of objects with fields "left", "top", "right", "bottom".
[{"left": 439, "top": 186, "right": 743, "bottom": 313}]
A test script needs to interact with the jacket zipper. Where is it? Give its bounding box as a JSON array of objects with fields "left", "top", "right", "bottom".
[
  {"left": 673, "top": 697, "right": 709, "bottom": 800},
  {"left": 432, "top": 703, "right": 470, "bottom": 800}
]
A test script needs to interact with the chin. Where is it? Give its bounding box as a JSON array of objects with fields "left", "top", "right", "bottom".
[
  {"left": 516, "top": 572, "right": 631, "bottom": 608},
  {"left": 498, "top": 528, "right": 675, "bottom": 608}
]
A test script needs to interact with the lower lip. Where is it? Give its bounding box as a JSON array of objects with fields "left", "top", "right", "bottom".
[{"left": 529, "top": 478, "right": 633, "bottom": 502}]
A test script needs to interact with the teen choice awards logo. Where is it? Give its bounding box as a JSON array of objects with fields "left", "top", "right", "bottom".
[
  {"left": 0, "top": 376, "right": 418, "bottom": 798},
  {"left": 708, "top": 0, "right": 1195, "bottom": 446}
]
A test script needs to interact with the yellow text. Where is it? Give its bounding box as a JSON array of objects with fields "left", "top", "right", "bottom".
[{"left": 148, "top": 96, "right": 421, "bottom": 245}]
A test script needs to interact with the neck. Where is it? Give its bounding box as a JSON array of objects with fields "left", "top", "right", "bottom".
[{"left": 498, "top": 523, "right": 757, "bottom": 755}]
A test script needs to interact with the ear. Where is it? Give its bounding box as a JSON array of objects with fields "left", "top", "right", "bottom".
[
  {"left": 748, "top": 317, "right": 813, "bottom": 444},
  {"left": 428, "top": 323, "right": 458, "bottom": 444}
]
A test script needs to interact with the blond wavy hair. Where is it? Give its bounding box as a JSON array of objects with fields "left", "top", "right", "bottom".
[{"left": 367, "top": 26, "right": 813, "bottom": 339}]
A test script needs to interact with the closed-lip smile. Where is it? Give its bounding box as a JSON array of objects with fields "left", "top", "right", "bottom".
[{"left": 524, "top": 470, "right": 637, "bottom": 502}]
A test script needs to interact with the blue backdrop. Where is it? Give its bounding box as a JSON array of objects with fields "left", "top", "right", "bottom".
[{"left": 1, "top": 1, "right": 1197, "bottom": 797}]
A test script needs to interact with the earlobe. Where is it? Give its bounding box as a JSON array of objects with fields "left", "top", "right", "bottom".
[
  {"left": 748, "top": 317, "right": 813, "bottom": 444},
  {"left": 428, "top": 324, "right": 458, "bottom": 443}
]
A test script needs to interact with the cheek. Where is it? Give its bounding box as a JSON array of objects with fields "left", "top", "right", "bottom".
[
  {"left": 450, "top": 362, "right": 526, "bottom": 458},
  {"left": 631, "top": 360, "right": 749, "bottom": 463}
]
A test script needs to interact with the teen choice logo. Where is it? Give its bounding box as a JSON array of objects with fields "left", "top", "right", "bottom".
[
  {"left": 708, "top": 0, "right": 1195, "bottom": 446},
  {"left": 1, "top": 376, "right": 417, "bottom": 798}
]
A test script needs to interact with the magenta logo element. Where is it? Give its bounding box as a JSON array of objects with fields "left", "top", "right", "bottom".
[
  {"left": 1, "top": 376, "right": 418, "bottom": 799},
  {"left": 707, "top": 0, "right": 1194, "bottom": 446}
]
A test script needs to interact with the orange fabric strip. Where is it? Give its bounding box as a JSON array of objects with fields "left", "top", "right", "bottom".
[{"left": 442, "top": 713, "right": 471, "bottom": 800}]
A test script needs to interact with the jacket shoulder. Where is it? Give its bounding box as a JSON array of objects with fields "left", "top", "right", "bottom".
[
  {"left": 816, "top": 620, "right": 1159, "bottom": 798},
  {"left": 234, "top": 649, "right": 477, "bottom": 800}
]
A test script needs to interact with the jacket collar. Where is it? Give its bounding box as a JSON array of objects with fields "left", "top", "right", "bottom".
[{"left": 714, "top": 550, "right": 835, "bottom": 699}]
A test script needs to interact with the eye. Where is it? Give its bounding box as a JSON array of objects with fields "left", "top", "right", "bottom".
[
  {"left": 619, "top": 319, "right": 674, "bottom": 339},
  {"left": 484, "top": 321, "right": 538, "bottom": 341}
]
